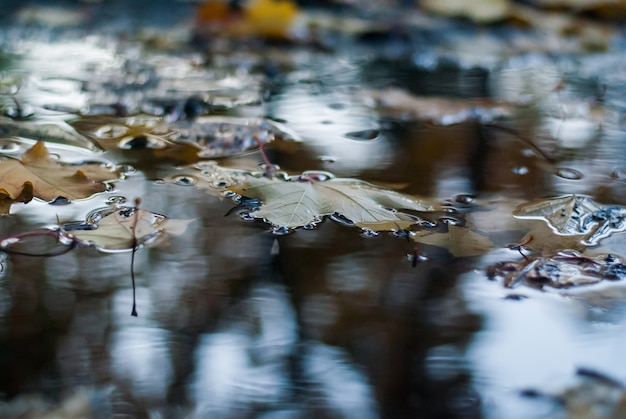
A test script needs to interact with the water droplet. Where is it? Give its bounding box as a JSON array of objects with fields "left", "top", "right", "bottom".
[
  {"left": 117, "top": 164, "right": 136, "bottom": 176},
  {"left": 319, "top": 155, "right": 337, "bottom": 163},
  {"left": 419, "top": 220, "right": 438, "bottom": 228},
  {"left": 300, "top": 170, "right": 335, "bottom": 182},
  {"left": 439, "top": 216, "right": 461, "bottom": 225},
  {"left": 509, "top": 165, "right": 529, "bottom": 175},
  {"left": 221, "top": 190, "right": 238, "bottom": 198},
  {"left": 173, "top": 175, "right": 198, "bottom": 186},
  {"left": 106, "top": 196, "right": 127, "bottom": 205},
  {"left": 49, "top": 196, "right": 71, "bottom": 205},
  {"left": 612, "top": 168, "right": 626, "bottom": 180},
  {"left": 272, "top": 226, "right": 292, "bottom": 235},
  {"left": 211, "top": 179, "right": 230, "bottom": 188},
  {"left": 303, "top": 222, "right": 320, "bottom": 230},
  {"left": 119, "top": 135, "right": 167, "bottom": 150},
  {"left": 104, "top": 182, "right": 115, "bottom": 192},
  {"left": 555, "top": 167, "right": 583, "bottom": 180},
  {"left": 360, "top": 229, "right": 379, "bottom": 238},
  {"left": 258, "top": 163, "right": 280, "bottom": 172},
  {"left": 344, "top": 129, "right": 380, "bottom": 141},
  {"left": 240, "top": 212, "right": 256, "bottom": 221},
  {"left": 0, "top": 140, "right": 19, "bottom": 152},
  {"left": 330, "top": 213, "right": 355, "bottom": 226},
  {"left": 453, "top": 194, "right": 475, "bottom": 205}
]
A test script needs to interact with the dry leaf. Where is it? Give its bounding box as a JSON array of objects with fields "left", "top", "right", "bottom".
[
  {"left": 412, "top": 225, "right": 493, "bottom": 257},
  {"left": 0, "top": 141, "right": 120, "bottom": 214},
  {"left": 63, "top": 206, "right": 194, "bottom": 250}
]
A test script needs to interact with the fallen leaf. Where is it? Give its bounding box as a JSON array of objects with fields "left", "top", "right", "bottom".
[
  {"left": 0, "top": 117, "right": 99, "bottom": 151},
  {"left": 70, "top": 115, "right": 299, "bottom": 163},
  {"left": 63, "top": 205, "right": 194, "bottom": 250},
  {"left": 196, "top": 0, "right": 299, "bottom": 39},
  {"left": 228, "top": 170, "right": 441, "bottom": 231},
  {"left": 412, "top": 225, "right": 493, "bottom": 257},
  {"left": 513, "top": 195, "right": 626, "bottom": 245},
  {"left": 488, "top": 251, "right": 626, "bottom": 289},
  {"left": 0, "top": 141, "right": 120, "bottom": 214},
  {"left": 361, "top": 88, "right": 510, "bottom": 125},
  {"left": 420, "top": 0, "right": 511, "bottom": 23}
]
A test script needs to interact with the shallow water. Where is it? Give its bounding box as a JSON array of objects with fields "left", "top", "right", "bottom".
[{"left": 2, "top": 2, "right": 626, "bottom": 418}]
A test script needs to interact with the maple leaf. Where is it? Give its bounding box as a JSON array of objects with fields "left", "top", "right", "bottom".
[
  {"left": 0, "top": 141, "right": 120, "bottom": 214},
  {"left": 228, "top": 171, "right": 441, "bottom": 231},
  {"left": 62, "top": 205, "right": 194, "bottom": 251}
]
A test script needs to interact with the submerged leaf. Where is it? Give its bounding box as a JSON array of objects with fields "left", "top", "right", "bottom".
[
  {"left": 0, "top": 117, "right": 98, "bottom": 151},
  {"left": 63, "top": 205, "right": 194, "bottom": 250},
  {"left": 488, "top": 251, "right": 626, "bottom": 289},
  {"left": 412, "top": 225, "right": 493, "bottom": 257},
  {"left": 513, "top": 195, "right": 626, "bottom": 245},
  {"left": 0, "top": 141, "right": 120, "bottom": 214}
]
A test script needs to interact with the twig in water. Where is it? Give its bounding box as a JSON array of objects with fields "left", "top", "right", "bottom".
[{"left": 130, "top": 197, "right": 141, "bottom": 317}]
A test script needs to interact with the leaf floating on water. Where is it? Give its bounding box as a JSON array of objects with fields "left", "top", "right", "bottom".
[
  {"left": 360, "top": 88, "right": 510, "bottom": 125},
  {"left": 0, "top": 141, "right": 121, "bottom": 214},
  {"left": 513, "top": 195, "right": 626, "bottom": 245},
  {"left": 228, "top": 170, "right": 442, "bottom": 231},
  {"left": 412, "top": 225, "right": 493, "bottom": 257},
  {"left": 488, "top": 251, "right": 626, "bottom": 289},
  {"left": 0, "top": 117, "right": 99, "bottom": 151},
  {"left": 70, "top": 115, "right": 300, "bottom": 162},
  {"left": 62, "top": 205, "right": 194, "bottom": 251}
]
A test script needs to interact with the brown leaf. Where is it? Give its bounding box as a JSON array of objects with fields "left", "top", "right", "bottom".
[
  {"left": 0, "top": 141, "right": 120, "bottom": 214},
  {"left": 412, "top": 225, "right": 493, "bottom": 257}
]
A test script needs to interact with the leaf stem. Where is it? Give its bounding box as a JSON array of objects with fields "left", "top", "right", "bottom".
[{"left": 130, "top": 197, "right": 141, "bottom": 317}]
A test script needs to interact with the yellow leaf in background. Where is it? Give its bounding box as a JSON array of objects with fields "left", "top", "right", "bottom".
[{"left": 244, "top": 0, "right": 298, "bottom": 39}]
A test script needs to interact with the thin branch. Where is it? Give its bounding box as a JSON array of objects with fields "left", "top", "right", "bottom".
[{"left": 130, "top": 197, "right": 141, "bottom": 317}]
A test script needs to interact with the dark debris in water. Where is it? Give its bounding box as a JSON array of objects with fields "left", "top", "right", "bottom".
[{"left": 488, "top": 251, "right": 626, "bottom": 289}]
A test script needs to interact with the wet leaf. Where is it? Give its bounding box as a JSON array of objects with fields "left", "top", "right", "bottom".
[
  {"left": 228, "top": 170, "right": 441, "bottom": 231},
  {"left": 0, "top": 117, "right": 99, "bottom": 151},
  {"left": 488, "top": 251, "right": 626, "bottom": 289},
  {"left": 412, "top": 225, "right": 493, "bottom": 257},
  {"left": 70, "top": 115, "right": 298, "bottom": 162},
  {"left": 421, "top": 0, "right": 510, "bottom": 22},
  {"left": 62, "top": 205, "right": 194, "bottom": 251},
  {"left": 0, "top": 141, "right": 120, "bottom": 214},
  {"left": 196, "top": 0, "right": 299, "bottom": 39},
  {"left": 361, "top": 88, "right": 510, "bottom": 125},
  {"left": 513, "top": 195, "right": 626, "bottom": 246}
]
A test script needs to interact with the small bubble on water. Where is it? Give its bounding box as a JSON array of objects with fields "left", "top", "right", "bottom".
[
  {"left": 49, "top": 196, "right": 71, "bottom": 205},
  {"left": 509, "top": 165, "right": 529, "bottom": 175},
  {"left": 454, "top": 194, "right": 475, "bottom": 205},
  {"left": 330, "top": 212, "right": 355, "bottom": 226},
  {"left": 300, "top": 170, "right": 335, "bottom": 182},
  {"left": 420, "top": 220, "right": 438, "bottom": 228},
  {"left": 555, "top": 167, "right": 583, "bottom": 180},
  {"left": 319, "top": 155, "right": 337, "bottom": 163},
  {"left": 211, "top": 179, "right": 230, "bottom": 188},
  {"left": 104, "top": 182, "right": 115, "bottom": 192},
  {"left": 272, "top": 226, "right": 292, "bottom": 235},
  {"left": 612, "top": 168, "right": 626, "bottom": 180},
  {"left": 360, "top": 229, "right": 379, "bottom": 238},
  {"left": 344, "top": 129, "right": 380, "bottom": 141},
  {"left": 439, "top": 216, "right": 461, "bottom": 225},
  {"left": 173, "top": 175, "right": 198, "bottom": 186},
  {"left": 240, "top": 212, "right": 256, "bottom": 221},
  {"left": 117, "top": 164, "right": 136, "bottom": 176},
  {"left": 106, "top": 196, "right": 127, "bottom": 205},
  {"left": 0, "top": 141, "right": 19, "bottom": 152}
]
